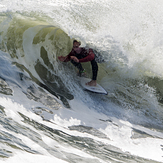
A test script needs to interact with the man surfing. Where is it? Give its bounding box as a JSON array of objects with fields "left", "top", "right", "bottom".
[{"left": 58, "top": 40, "right": 98, "bottom": 86}]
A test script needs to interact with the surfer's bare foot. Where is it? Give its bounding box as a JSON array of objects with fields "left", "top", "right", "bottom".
[{"left": 86, "top": 80, "right": 97, "bottom": 86}]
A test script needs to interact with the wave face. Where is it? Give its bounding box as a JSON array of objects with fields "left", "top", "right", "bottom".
[{"left": 0, "top": 0, "right": 163, "bottom": 162}]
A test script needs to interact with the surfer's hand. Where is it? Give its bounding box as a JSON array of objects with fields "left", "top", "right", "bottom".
[
  {"left": 70, "top": 56, "right": 79, "bottom": 62},
  {"left": 58, "top": 56, "right": 66, "bottom": 62}
]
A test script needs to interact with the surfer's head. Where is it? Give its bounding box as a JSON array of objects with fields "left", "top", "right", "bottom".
[
  {"left": 73, "top": 40, "right": 82, "bottom": 54},
  {"left": 73, "top": 40, "right": 81, "bottom": 46}
]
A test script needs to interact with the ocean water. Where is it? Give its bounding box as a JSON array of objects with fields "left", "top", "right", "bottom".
[{"left": 0, "top": 0, "right": 163, "bottom": 162}]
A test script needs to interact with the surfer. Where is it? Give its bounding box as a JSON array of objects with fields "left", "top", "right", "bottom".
[{"left": 58, "top": 40, "right": 98, "bottom": 86}]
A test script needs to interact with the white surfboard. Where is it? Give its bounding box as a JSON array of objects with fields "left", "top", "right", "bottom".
[{"left": 80, "top": 77, "right": 107, "bottom": 95}]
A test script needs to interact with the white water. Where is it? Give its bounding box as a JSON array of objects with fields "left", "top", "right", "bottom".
[{"left": 0, "top": 0, "right": 163, "bottom": 162}]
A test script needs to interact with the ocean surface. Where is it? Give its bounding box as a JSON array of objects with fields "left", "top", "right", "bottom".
[{"left": 0, "top": 0, "right": 163, "bottom": 162}]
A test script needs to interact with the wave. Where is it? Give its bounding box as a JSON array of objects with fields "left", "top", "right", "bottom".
[
  {"left": 1, "top": 12, "right": 163, "bottom": 121},
  {"left": 0, "top": 13, "right": 76, "bottom": 105},
  {"left": 0, "top": 4, "right": 163, "bottom": 162}
]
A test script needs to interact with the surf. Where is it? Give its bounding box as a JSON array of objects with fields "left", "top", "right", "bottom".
[{"left": 0, "top": 0, "right": 163, "bottom": 162}]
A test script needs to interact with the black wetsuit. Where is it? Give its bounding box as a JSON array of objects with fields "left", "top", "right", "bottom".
[{"left": 65, "top": 48, "right": 98, "bottom": 80}]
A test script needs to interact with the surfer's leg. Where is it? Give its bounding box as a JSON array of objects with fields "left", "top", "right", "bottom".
[
  {"left": 71, "top": 59, "right": 84, "bottom": 74},
  {"left": 91, "top": 59, "right": 98, "bottom": 80},
  {"left": 86, "top": 59, "right": 98, "bottom": 86}
]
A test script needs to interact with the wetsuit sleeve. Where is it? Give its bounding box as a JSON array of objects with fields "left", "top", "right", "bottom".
[
  {"left": 63, "top": 50, "right": 75, "bottom": 62},
  {"left": 79, "top": 49, "right": 95, "bottom": 63}
]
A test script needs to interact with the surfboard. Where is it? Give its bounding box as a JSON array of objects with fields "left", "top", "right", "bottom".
[{"left": 80, "top": 77, "right": 107, "bottom": 95}]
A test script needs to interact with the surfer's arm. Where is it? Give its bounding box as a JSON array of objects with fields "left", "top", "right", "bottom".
[
  {"left": 58, "top": 50, "right": 74, "bottom": 62},
  {"left": 79, "top": 49, "right": 95, "bottom": 63}
]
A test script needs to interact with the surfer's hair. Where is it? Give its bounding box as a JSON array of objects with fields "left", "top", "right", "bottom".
[{"left": 73, "top": 40, "right": 81, "bottom": 45}]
